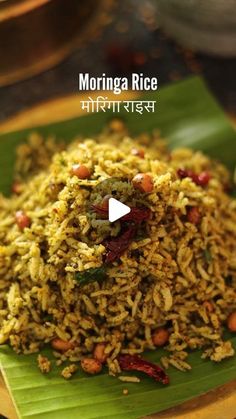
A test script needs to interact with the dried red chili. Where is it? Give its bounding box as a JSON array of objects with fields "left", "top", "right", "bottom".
[
  {"left": 103, "top": 226, "right": 136, "bottom": 264},
  {"left": 92, "top": 200, "right": 151, "bottom": 263},
  {"left": 122, "top": 207, "right": 151, "bottom": 223},
  {"left": 118, "top": 354, "right": 169, "bottom": 385},
  {"left": 177, "top": 168, "right": 211, "bottom": 187}
]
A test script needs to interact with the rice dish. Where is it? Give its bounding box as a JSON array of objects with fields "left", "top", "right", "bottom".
[{"left": 0, "top": 123, "right": 235, "bottom": 379}]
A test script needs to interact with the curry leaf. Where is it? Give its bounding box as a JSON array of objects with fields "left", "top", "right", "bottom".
[
  {"left": 75, "top": 266, "right": 107, "bottom": 286},
  {"left": 203, "top": 249, "right": 212, "bottom": 263}
]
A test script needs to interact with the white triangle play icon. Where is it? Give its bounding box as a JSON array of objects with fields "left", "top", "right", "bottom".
[{"left": 108, "top": 198, "right": 131, "bottom": 222}]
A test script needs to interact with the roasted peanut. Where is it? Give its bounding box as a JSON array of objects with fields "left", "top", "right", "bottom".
[
  {"left": 15, "top": 211, "right": 31, "bottom": 230},
  {"left": 93, "top": 343, "right": 108, "bottom": 364},
  {"left": 227, "top": 311, "right": 236, "bottom": 332},
  {"left": 131, "top": 148, "right": 145, "bottom": 158},
  {"left": 71, "top": 164, "right": 90, "bottom": 179},
  {"left": 132, "top": 173, "right": 154, "bottom": 193},
  {"left": 12, "top": 182, "right": 22, "bottom": 195},
  {"left": 152, "top": 328, "right": 169, "bottom": 347},
  {"left": 51, "top": 338, "right": 74, "bottom": 353},
  {"left": 197, "top": 171, "right": 211, "bottom": 186},
  {"left": 81, "top": 358, "right": 102, "bottom": 374}
]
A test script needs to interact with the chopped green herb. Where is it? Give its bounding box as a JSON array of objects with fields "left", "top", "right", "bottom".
[
  {"left": 75, "top": 266, "right": 107, "bottom": 286},
  {"left": 59, "top": 157, "right": 66, "bottom": 166},
  {"left": 43, "top": 314, "right": 54, "bottom": 322},
  {"left": 204, "top": 249, "right": 212, "bottom": 263}
]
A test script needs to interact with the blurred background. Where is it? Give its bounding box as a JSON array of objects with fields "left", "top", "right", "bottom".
[{"left": 0, "top": 0, "right": 236, "bottom": 124}]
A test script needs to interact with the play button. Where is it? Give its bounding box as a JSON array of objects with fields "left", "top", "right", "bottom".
[{"left": 108, "top": 198, "right": 131, "bottom": 222}]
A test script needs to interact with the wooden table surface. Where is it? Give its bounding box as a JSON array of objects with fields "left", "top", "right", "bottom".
[{"left": 0, "top": 92, "right": 235, "bottom": 419}]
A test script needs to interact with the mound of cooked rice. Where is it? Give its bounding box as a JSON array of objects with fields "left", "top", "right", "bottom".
[{"left": 0, "top": 124, "right": 236, "bottom": 375}]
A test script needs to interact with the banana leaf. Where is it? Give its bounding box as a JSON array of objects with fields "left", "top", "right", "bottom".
[{"left": 0, "top": 76, "right": 236, "bottom": 419}]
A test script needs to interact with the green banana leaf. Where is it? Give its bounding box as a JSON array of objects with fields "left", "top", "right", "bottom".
[{"left": 0, "top": 76, "right": 236, "bottom": 419}]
